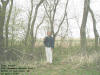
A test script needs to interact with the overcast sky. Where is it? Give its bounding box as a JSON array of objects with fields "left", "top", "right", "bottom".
[{"left": 13, "top": 0, "right": 100, "bottom": 39}]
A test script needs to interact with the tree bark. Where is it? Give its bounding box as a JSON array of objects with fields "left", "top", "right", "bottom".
[
  {"left": 0, "top": 0, "right": 9, "bottom": 49},
  {"left": 25, "top": 0, "right": 33, "bottom": 46},
  {"left": 30, "top": 0, "right": 44, "bottom": 49},
  {"left": 0, "top": 4, "right": 4, "bottom": 51},
  {"left": 80, "top": 0, "right": 90, "bottom": 53},
  {"left": 5, "top": 0, "right": 13, "bottom": 49},
  {"left": 0, "top": 0, "right": 9, "bottom": 60},
  {"left": 89, "top": 6, "right": 99, "bottom": 50}
]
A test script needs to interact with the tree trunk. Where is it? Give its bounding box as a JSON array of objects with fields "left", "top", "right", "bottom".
[
  {"left": 0, "top": 0, "right": 9, "bottom": 60},
  {"left": 80, "top": 0, "right": 90, "bottom": 53},
  {"left": 25, "top": 0, "right": 33, "bottom": 46},
  {"left": 89, "top": 7, "right": 99, "bottom": 50},
  {"left": 0, "top": 7, "right": 4, "bottom": 51},
  {"left": 30, "top": 6, "right": 39, "bottom": 49},
  {"left": 5, "top": 0, "right": 13, "bottom": 49},
  {"left": 11, "top": 25, "right": 14, "bottom": 47},
  {"left": 30, "top": 0, "right": 44, "bottom": 49},
  {"left": 34, "top": 16, "right": 45, "bottom": 45}
]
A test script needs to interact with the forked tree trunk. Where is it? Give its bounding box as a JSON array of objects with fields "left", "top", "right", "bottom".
[
  {"left": 30, "top": 0, "right": 44, "bottom": 49},
  {"left": 44, "top": 0, "right": 69, "bottom": 45}
]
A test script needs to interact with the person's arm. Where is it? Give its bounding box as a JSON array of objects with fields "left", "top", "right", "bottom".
[{"left": 51, "top": 37, "right": 54, "bottom": 49}]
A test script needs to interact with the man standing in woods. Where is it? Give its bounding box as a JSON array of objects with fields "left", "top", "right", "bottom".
[{"left": 44, "top": 31, "right": 54, "bottom": 64}]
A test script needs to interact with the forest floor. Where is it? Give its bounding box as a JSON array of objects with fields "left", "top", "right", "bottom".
[
  {"left": 2, "top": 45, "right": 100, "bottom": 75},
  {"left": 31, "top": 46, "right": 100, "bottom": 75}
]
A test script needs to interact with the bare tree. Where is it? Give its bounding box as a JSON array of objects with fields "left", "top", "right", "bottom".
[
  {"left": 80, "top": 0, "right": 99, "bottom": 52},
  {"left": 0, "top": 0, "right": 9, "bottom": 52},
  {"left": 25, "top": 0, "right": 33, "bottom": 46},
  {"left": 88, "top": 2, "right": 99, "bottom": 50},
  {"left": 80, "top": 0, "right": 90, "bottom": 53},
  {"left": 5, "top": 0, "right": 13, "bottom": 48},
  {"left": 43, "top": 0, "right": 69, "bottom": 43},
  {"left": 59, "top": 2, "right": 70, "bottom": 47},
  {"left": 10, "top": 7, "right": 21, "bottom": 47},
  {"left": 34, "top": 16, "right": 45, "bottom": 43},
  {"left": 30, "top": 0, "right": 45, "bottom": 49}
]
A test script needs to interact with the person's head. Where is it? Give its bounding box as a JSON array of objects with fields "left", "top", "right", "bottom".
[{"left": 47, "top": 31, "right": 52, "bottom": 36}]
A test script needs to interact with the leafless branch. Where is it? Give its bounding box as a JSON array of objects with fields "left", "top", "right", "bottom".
[{"left": 55, "top": 0, "right": 69, "bottom": 36}]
